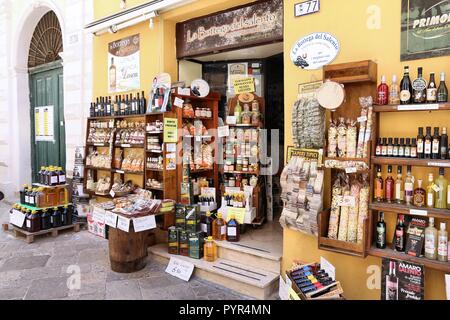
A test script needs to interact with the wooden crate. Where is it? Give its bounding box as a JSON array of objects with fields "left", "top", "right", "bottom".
[{"left": 10, "top": 223, "right": 84, "bottom": 243}]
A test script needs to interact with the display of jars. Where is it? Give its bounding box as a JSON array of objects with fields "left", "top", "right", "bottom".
[
  {"left": 228, "top": 177, "right": 236, "bottom": 187},
  {"left": 236, "top": 157, "right": 243, "bottom": 172},
  {"left": 242, "top": 112, "right": 251, "bottom": 124},
  {"left": 251, "top": 112, "right": 261, "bottom": 126},
  {"left": 251, "top": 100, "right": 259, "bottom": 112}
]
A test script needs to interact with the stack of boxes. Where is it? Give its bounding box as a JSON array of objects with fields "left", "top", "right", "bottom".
[{"left": 168, "top": 204, "right": 205, "bottom": 259}]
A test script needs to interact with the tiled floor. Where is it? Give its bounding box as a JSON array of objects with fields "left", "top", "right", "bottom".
[{"left": 0, "top": 202, "right": 252, "bottom": 300}]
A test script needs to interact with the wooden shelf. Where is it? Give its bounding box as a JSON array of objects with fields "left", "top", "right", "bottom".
[
  {"left": 227, "top": 123, "right": 261, "bottom": 128},
  {"left": 172, "top": 93, "right": 221, "bottom": 102},
  {"left": 113, "top": 169, "right": 144, "bottom": 175},
  {"left": 17, "top": 203, "right": 71, "bottom": 211},
  {"left": 190, "top": 168, "right": 214, "bottom": 174},
  {"left": 368, "top": 245, "right": 450, "bottom": 273},
  {"left": 146, "top": 131, "right": 163, "bottom": 134},
  {"left": 86, "top": 142, "right": 110, "bottom": 147},
  {"left": 32, "top": 183, "right": 69, "bottom": 189},
  {"left": 223, "top": 170, "right": 259, "bottom": 175},
  {"left": 146, "top": 150, "right": 163, "bottom": 153},
  {"left": 88, "top": 114, "right": 146, "bottom": 120},
  {"left": 373, "top": 103, "right": 450, "bottom": 113},
  {"left": 324, "top": 156, "right": 370, "bottom": 164},
  {"left": 371, "top": 156, "right": 450, "bottom": 168},
  {"left": 114, "top": 143, "right": 145, "bottom": 148},
  {"left": 146, "top": 168, "right": 164, "bottom": 172},
  {"left": 146, "top": 186, "right": 164, "bottom": 191},
  {"left": 84, "top": 190, "right": 112, "bottom": 198},
  {"left": 183, "top": 116, "right": 213, "bottom": 120},
  {"left": 369, "top": 201, "right": 450, "bottom": 219}
]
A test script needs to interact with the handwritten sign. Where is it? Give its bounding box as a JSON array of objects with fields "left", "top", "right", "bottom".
[
  {"left": 104, "top": 211, "right": 118, "bottom": 228},
  {"left": 92, "top": 207, "right": 106, "bottom": 224},
  {"left": 218, "top": 126, "right": 230, "bottom": 138},
  {"left": 174, "top": 97, "right": 184, "bottom": 108},
  {"left": 177, "top": 87, "right": 190, "bottom": 96},
  {"left": 164, "top": 118, "right": 178, "bottom": 143},
  {"left": 226, "top": 207, "right": 246, "bottom": 225},
  {"left": 10, "top": 209, "right": 26, "bottom": 228},
  {"left": 232, "top": 78, "right": 255, "bottom": 94},
  {"left": 345, "top": 167, "right": 357, "bottom": 174},
  {"left": 226, "top": 116, "right": 237, "bottom": 125},
  {"left": 337, "top": 195, "right": 356, "bottom": 208},
  {"left": 117, "top": 215, "right": 130, "bottom": 232},
  {"left": 165, "top": 257, "right": 195, "bottom": 282},
  {"left": 295, "top": 0, "right": 320, "bottom": 17},
  {"left": 133, "top": 215, "right": 156, "bottom": 232}
]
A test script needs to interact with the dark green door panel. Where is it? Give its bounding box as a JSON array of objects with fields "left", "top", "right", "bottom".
[{"left": 29, "top": 64, "right": 65, "bottom": 182}]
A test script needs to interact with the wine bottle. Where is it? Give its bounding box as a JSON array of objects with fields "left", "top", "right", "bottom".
[
  {"left": 412, "top": 67, "right": 427, "bottom": 104},
  {"left": 427, "top": 72, "right": 437, "bottom": 103},
  {"left": 417, "top": 127, "right": 424, "bottom": 159},
  {"left": 377, "top": 75, "right": 389, "bottom": 105},
  {"left": 437, "top": 72, "right": 448, "bottom": 103},
  {"left": 440, "top": 127, "right": 448, "bottom": 160},
  {"left": 140, "top": 91, "right": 147, "bottom": 114},
  {"left": 424, "top": 127, "right": 432, "bottom": 159},
  {"left": 376, "top": 212, "right": 386, "bottom": 249},
  {"left": 400, "top": 66, "right": 413, "bottom": 105},
  {"left": 431, "top": 127, "right": 440, "bottom": 160}
]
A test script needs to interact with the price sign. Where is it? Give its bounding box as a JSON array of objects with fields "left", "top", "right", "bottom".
[
  {"left": 104, "top": 211, "right": 118, "bottom": 228},
  {"left": 132, "top": 215, "right": 156, "bottom": 232},
  {"left": 409, "top": 209, "right": 428, "bottom": 217},
  {"left": 337, "top": 195, "right": 356, "bottom": 207},
  {"left": 345, "top": 167, "right": 357, "bottom": 174},
  {"left": 295, "top": 0, "right": 320, "bottom": 17},
  {"left": 117, "top": 216, "right": 130, "bottom": 232},
  {"left": 92, "top": 207, "right": 106, "bottom": 223},
  {"left": 218, "top": 126, "right": 230, "bottom": 138},
  {"left": 226, "top": 207, "right": 246, "bottom": 224},
  {"left": 174, "top": 97, "right": 184, "bottom": 108},
  {"left": 10, "top": 209, "right": 26, "bottom": 228},
  {"left": 320, "top": 256, "right": 336, "bottom": 281},
  {"left": 165, "top": 257, "right": 194, "bottom": 282},
  {"left": 397, "top": 104, "right": 439, "bottom": 111}
]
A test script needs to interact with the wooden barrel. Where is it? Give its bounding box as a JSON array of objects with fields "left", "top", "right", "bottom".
[{"left": 108, "top": 223, "right": 151, "bottom": 273}]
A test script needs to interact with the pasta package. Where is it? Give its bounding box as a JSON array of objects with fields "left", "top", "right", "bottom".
[
  {"left": 327, "top": 176, "right": 342, "bottom": 239},
  {"left": 346, "top": 179, "right": 360, "bottom": 243},
  {"left": 328, "top": 119, "right": 338, "bottom": 157},
  {"left": 337, "top": 175, "right": 350, "bottom": 242},
  {"left": 346, "top": 120, "right": 357, "bottom": 158},
  {"left": 357, "top": 174, "right": 370, "bottom": 243},
  {"left": 337, "top": 118, "right": 347, "bottom": 158}
]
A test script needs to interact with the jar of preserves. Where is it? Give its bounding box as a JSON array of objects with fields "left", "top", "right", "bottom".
[
  {"left": 236, "top": 157, "right": 243, "bottom": 171},
  {"left": 251, "top": 112, "right": 261, "bottom": 126},
  {"left": 201, "top": 108, "right": 207, "bottom": 118},
  {"left": 242, "top": 112, "right": 251, "bottom": 124},
  {"left": 243, "top": 103, "right": 250, "bottom": 112},
  {"left": 251, "top": 100, "right": 259, "bottom": 112},
  {"left": 206, "top": 108, "right": 212, "bottom": 118},
  {"left": 228, "top": 177, "right": 236, "bottom": 187},
  {"left": 195, "top": 108, "right": 201, "bottom": 118}
]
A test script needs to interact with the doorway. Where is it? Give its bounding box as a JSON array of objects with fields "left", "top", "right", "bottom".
[{"left": 27, "top": 11, "right": 65, "bottom": 182}]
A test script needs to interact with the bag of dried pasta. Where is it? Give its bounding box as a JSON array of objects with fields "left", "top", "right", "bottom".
[
  {"left": 337, "top": 117, "right": 347, "bottom": 158},
  {"left": 327, "top": 174, "right": 342, "bottom": 239},
  {"left": 357, "top": 173, "right": 370, "bottom": 243},
  {"left": 346, "top": 120, "right": 357, "bottom": 158},
  {"left": 337, "top": 174, "right": 351, "bottom": 242},
  {"left": 328, "top": 119, "right": 338, "bottom": 157},
  {"left": 346, "top": 177, "right": 360, "bottom": 243}
]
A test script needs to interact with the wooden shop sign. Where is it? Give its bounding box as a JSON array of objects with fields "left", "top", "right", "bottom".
[{"left": 176, "top": 0, "right": 283, "bottom": 58}]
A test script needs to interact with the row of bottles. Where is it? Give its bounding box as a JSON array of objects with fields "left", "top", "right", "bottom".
[
  {"left": 378, "top": 68, "right": 448, "bottom": 105},
  {"left": 20, "top": 185, "right": 68, "bottom": 208},
  {"left": 90, "top": 92, "right": 147, "bottom": 117},
  {"left": 38, "top": 166, "right": 66, "bottom": 186},
  {"left": 12, "top": 204, "right": 73, "bottom": 232},
  {"left": 374, "top": 166, "right": 449, "bottom": 209},
  {"left": 203, "top": 212, "right": 240, "bottom": 243},
  {"left": 376, "top": 127, "right": 449, "bottom": 160},
  {"left": 376, "top": 213, "right": 448, "bottom": 262}
]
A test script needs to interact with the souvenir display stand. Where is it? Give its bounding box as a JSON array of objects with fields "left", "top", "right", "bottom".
[
  {"left": 318, "top": 60, "right": 378, "bottom": 257},
  {"left": 174, "top": 92, "right": 220, "bottom": 205},
  {"left": 222, "top": 94, "right": 265, "bottom": 225}
]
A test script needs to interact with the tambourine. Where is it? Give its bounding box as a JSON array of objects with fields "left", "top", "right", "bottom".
[{"left": 316, "top": 79, "right": 346, "bottom": 110}]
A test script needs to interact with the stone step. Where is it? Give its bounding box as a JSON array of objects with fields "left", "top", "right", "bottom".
[
  {"left": 149, "top": 243, "right": 279, "bottom": 300},
  {"left": 214, "top": 240, "right": 281, "bottom": 274}
]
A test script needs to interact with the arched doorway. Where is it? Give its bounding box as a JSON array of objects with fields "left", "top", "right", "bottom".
[{"left": 28, "top": 11, "right": 65, "bottom": 182}]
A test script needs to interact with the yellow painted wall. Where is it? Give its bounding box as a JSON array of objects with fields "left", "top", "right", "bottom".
[{"left": 283, "top": 0, "right": 450, "bottom": 300}]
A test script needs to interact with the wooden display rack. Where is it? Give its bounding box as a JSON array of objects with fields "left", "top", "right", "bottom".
[
  {"left": 367, "top": 101, "right": 450, "bottom": 272},
  {"left": 173, "top": 92, "right": 220, "bottom": 204},
  {"left": 318, "top": 60, "right": 378, "bottom": 257},
  {"left": 223, "top": 94, "right": 265, "bottom": 225},
  {"left": 9, "top": 223, "right": 83, "bottom": 243}
]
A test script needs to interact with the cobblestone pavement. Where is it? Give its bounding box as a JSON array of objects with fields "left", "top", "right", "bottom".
[{"left": 0, "top": 202, "right": 251, "bottom": 300}]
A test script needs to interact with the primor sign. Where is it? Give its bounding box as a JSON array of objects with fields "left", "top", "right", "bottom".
[
  {"left": 176, "top": 0, "right": 283, "bottom": 58},
  {"left": 401, "top": 0, "right": 450, "bottom": 61}
]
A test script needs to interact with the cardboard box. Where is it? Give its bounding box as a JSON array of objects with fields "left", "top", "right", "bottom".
[
  {"left": 179, "top": 230, "right": 189, "bottom": 256},
  {"left": 168, "top": 226, "right": 179, "bottom": 255},
  {"left": 189, "top": 231, "right": 204, "bottom": 259},
  {"left": 175, "top": 204, "right": 186, "bottom": 230},
  {"left": 87, "top": 212, "right": 106, "bottom": 238},
  {"left": 185, "top": 204, "right": 200, "bottom": 233}
]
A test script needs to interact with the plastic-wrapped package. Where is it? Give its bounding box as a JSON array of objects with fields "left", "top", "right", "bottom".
[
  {"left": 292, "top": 98, "right": 325, "bottom": 149},
  {"left": 327, "top": 175, "right": 342, "bottom": 239},
  {"left": 346, "top": 178, "right": 360, "bottom": 243},
  {"left": 328, "top": 119, "right": 338, "bottom": 157},
  {"left": 337, "top": 118, "right": 347, "bottom": 158},
  {"left": 346, "top": 120, "right": 357, "bottom": 158},
  {"left": 337, "top": 175, "right": 350, "bottom": 241},
  {"left": 357, "top": 174, "right": 370, "bottom": 243}
]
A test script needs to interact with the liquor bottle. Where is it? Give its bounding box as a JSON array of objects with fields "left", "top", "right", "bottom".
[
  {"left": 393, "top": 138, "right": 399, "bottom": 157},
  {"left": 375, "top": 165, "right": 384, "bottom": 202},
  {"left": 424, "top": 127, "right": 432, "bottom": 159},
  {"left": 387, "top": 138, "right": 393, "bottom": 157},
  {"left": 385, "top": 165, "right": 394, "bottom": 203},
  {"left": 440, "top": 127, "right": 448, "bottom": 160},
  {"left": 386, "top": 261, "right": 398, "bottom": 300},
  {"left": 417, "top": 127, "right": 424, "bottom": 159},
  {"left": 389, "top": 75, "right": 400, "bottom": 105},
  {"left": 234, "top": 101, "right": 242, "bottom": 124},
  {"left": 140, "top": 91, "right": 147, "bottom": 114},
  {"left": 226, "top": 214, "right": 240, "bottom": 242},
  {"left": 398, "top": 138, "right": 405, "bottom": 157},
  {"left": 411, "top": 138, "right": 417, "bottom": 158},
  {"left": 394, "top": 215, "right": 406, "bottom": 252},
  {"left": 129, "top": 94, "right": 133, "bottom": 115},
  {"left": 431, "top": 127, "right": 440, "bottom": 159},
  {"left": 117, "top": 95, "right": 122, "bottom": 115},
  {"left": 426, "top": 173, "right": 435, "bottom": 208},
  {"left": 437, "top": 72, "right": 448, "bottom": 103},
  {"left": 90, "top": 103, "right": 95, "bottom": 117},
  {"left": 203, "top": 237, "right": 217, "bottom": 262},
  {"left": 435, "top": 168, "right": 448, "bottom": 209},
  {"left": 395, "top": 166, "right": 404, "bottom": 204},
  {"left": 212, "top": 213, "right": 226, "bottom": 241},
  {"left": 412, "top": 67, "right": 427, "bottom": 104},
  {"left": 404, "top": 166, "right": 414, "bottom": 205},
  {"left": 404, "top": 138, "right": 411, "bottom": 157},
  {"left": 100, "top": 97, "right": 105, "bottom": 116},
  {"left": 400, "top": 66, "right": 413, "bottom": 105},
  {"left": 204, "top": 211, "right": 214, "bottom": 237},
  {"left": 376, "top": 212, "right": 386, "bottom": 249},
  {"left": 427, "top": 72, "right": 437, "bottom": 103},
  {"left": 438, "top": 222, "right": 448, "bottom": 262},
  {"left": 113, "top": 96, "right": 119, "bottom": 116},
  {"left": 424, "top": 217, "right": 438, "bottom": 260},
  {"left": 106, "top": 96, "right": 112, "bottom": 116},
  {"left": 413, "top": 179, "right": 426, "bottom": 207},
  {"left": 377, "top": 75, "right": 389, "bottom": 105},
  {"left": 121, "top": 95, "right": 127, "bottom": 115},
  {"left": 381, "top": 138, "right": 388, "bottom": 156},
  {"left": 376, "top": 138, "right": 382, "bottom": 156}
]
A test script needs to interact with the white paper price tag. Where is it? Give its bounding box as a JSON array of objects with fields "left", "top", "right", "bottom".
[
  {"left": 166, "top": 143, "right": 176, "bottom": 152},
  {"left": 409, "top": 209, "right": 428, "bottom": 217},
  {"left": 397, "top": 103, "right": 439, "bottom": 111},
  {"left": 104, "top": 211, "right": 118, "bottom": 228},
  {"left": 177, "top": 88, "right": 190, "bottom": 96},
  {"left": 338, "top": 195, "right": 356, "bottom": 207},
  {"left": 132, "top": 215, "right": 156, "bottom": 232},
  {"left": 345, "top": 167, "right": 357, "bottom": 174},
  {"left": 357, "top": 116, "right": 367, "bottom": 123},
  {"left": 174, "top": 97, "right": 184, "bottom": 108},
  {"left": 117, "top": 216, "right": 130, "bottom": 232},
  {"left": 218, "top": 126, "right": 230, "bottom": 138},
  {"left": 92, "top": 207, "right": 106, "bottom": 223},
  {"left": 165, "top": 257, "right": 194, "bottom": 282},
  {"left": 109, "top": 189, "right": 116, "bottom": 198},
  {"left": 115, "top": 170, "right": 125, "bottom": 174},
  {"left": 320, "top": 256, "right": 336, "bottom": 281},
  {"left": 121, "top": 144, "right": 131, "bottom": 148},
  {"left": 10, "top": 209, "right": 26, "bottom": 228},
  {"left": 226, "top": 116, "right": 237, "bottom": 125}
]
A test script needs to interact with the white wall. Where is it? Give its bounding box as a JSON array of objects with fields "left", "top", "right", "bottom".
[
  {"left": 0, "top": 0, "right": 93, "bottom": 201},
  {"left": 178, "top": 60, "right": 203, "bottom": 86}
]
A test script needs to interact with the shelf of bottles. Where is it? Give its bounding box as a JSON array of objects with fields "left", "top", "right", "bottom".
[{"left": 368, "top": 66, "right": 450, "bottom": 270}]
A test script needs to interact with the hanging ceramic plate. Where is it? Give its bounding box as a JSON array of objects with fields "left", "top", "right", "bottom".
[
  {"left": 238, "top": 93, "right": 255, "bottom": 103},
  {"left": 191, "top": 79, "right": 210, "bottom": 98},
  {"left": 316, "top": 80, "right": 345, "bottom": 110}
]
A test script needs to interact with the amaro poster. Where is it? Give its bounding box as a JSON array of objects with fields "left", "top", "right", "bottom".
[
  {"left": 108, "top": 34, "right": 140, "bottom": 93},
  {"left": 381, "top": 258, "right": 424, "bottom": 300},
  {"left": 401, "top": 0, "right": 450, "bottom": 61}
]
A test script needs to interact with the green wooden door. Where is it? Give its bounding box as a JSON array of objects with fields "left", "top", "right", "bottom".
[{"left": 29, "top": 62, "right": 66, "bottom": 182}]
